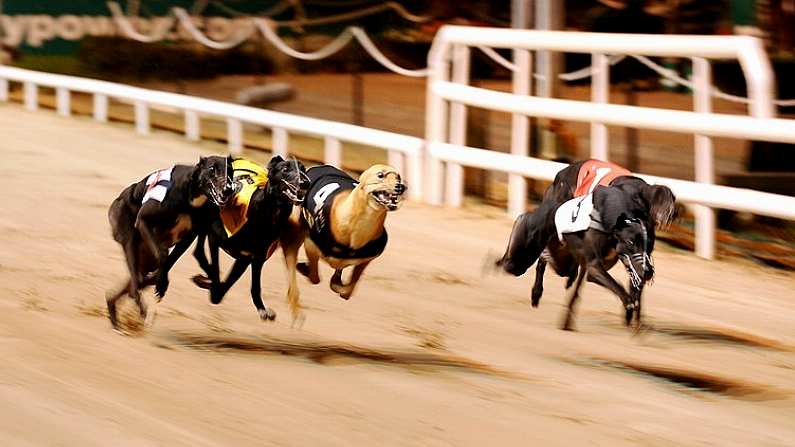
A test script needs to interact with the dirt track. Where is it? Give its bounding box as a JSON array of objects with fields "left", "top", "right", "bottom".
[{"left": 1, "top": 104, "right": 794, "bottom": 446}]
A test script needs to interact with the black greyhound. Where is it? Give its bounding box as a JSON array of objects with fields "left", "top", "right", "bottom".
[
  {"left": 106, "top": 155, "right": 234, "bottom": 331},
  {"left": 497, "top": 160, "right": 676, "bottom": 330},
  {"left": 185, "top": 155, "right": 310, "bottom": 321}
]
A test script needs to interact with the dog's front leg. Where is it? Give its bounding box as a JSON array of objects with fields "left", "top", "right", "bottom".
[
  {"left": 296, "top": 238, "right": 322, "bottom": 285},
  {"left": 249, "top": 256, "right": 276, "bottom": 321},
  {"left": 208, "top": 257, "right": 250, "bottom": 304},
  {"left": 629, "top": 281, "right": 646, "bottom": 331},
  {"left": 281, "top": 226, "right": 306, "bottom": 323},
  {"left": 337, "top": 260, "right": 371, "bottom": 300},
  {"left": 585, "top": 262, "right": 635, "bottom": 326},
  {"left": 155, "top": 233, "right": 196, "bottom": 300}
]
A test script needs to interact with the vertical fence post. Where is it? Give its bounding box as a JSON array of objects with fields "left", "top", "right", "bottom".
[
  {"left": 324, "top": 136, "right": 342, "bottom": 167},
  {"left": 56, "top": 87, "right": 70, "bottom": 117},
  {"left": 184, "top": 110, "right": 200, "bottom": 140},
  {"left": 93, "top": 94, "right": 108, "bottom": 122},
  {"left": 272, "top": 127, "right": 288, "bottom": 158},
  {"left": 227, "top": 118, "right": 243, "bottom": 155},
  {"left": 388, "top": 151, "right": 404, "bottom": 177},
  {"left": 23, "top": 82, "right": 37, "bottom": 111},
  {"left": 408, "top": 149, "right": 423, "bottom": 202},
  {"left": 692, "top": 57, "right": 716, "bottom": 259},
  {"left": 424, "top": 46, "right": 450, "bottom": 206},
  {"left": 590, "top": 53, "right": 610, "bottom": 160},
  {"left": 508, "top": 49, "right": 531, "bottom": 218},
  {"left": 134, "top": 101, "right": 149, "bottom": 135},
  {"left": 445, "top": 44, "right": 470, "bottom": 208},
  {"left": 0, "top": 79, "right": 8, "bottom": 101}
]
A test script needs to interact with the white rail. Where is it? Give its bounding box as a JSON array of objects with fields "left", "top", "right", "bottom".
[
  {"left": 426, "top": 25, "right": 784, "bottom": 259},
  {"left": 0, "top": 66, "right": 423, "bottom": 201}
]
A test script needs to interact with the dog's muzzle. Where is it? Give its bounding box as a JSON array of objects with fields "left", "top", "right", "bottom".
[
  {"left": 373, "top": 183, "right": 406, "bottom": 211},
  {"left": 208, "top": 179, "right": 235, "bottom": 207},
  {"left": 282, "top": 178, "right": 307, "bottom": 205}
]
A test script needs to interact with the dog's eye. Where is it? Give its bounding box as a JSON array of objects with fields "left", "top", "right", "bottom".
[
  {"left": 626, "top": 240, "right": 634, "bottom": 246},
  {"left": 377, "top": 171, "right": 385, "bottom": 179}
]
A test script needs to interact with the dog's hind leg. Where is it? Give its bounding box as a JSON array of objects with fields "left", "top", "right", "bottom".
[
  {"left": 105, "top": 278, "right": 129, "bottom": 331},
  {"left": 531, "top": 258, "right": 546, "bottom": 308},
  {"left": 296, "top": 238, "right": 321, "bottom": 285},
  {"left": 249, "top": 256, "right": 276, "bottom": 321},
  {"left": 123, "top": 238, "right": 142, "bottom": 301},
  {"left": 560, "top": 265, "right": 587, "bottom": 331}
]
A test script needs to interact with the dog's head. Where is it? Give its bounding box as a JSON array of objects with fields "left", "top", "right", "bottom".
[
  {"left": 358, "top": 164, "right": 406, "bottom": 211},
  {"left": 196, "top": 155, "right": 235, "bottom": 206},
  {"left": 613, "top": 215, "right": 653, "bottom": 288},
  {"left": 267, "top": 155, "right": 309, "bottom": 205}
]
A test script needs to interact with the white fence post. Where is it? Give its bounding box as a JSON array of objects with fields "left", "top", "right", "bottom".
[
  {"left": 388, "top": 151, "right": 405, "bottom": 175},
  {"left": 692, "top": 57, "right": 716, "bottom": 260},
  {"left": 590, "top": 53, "right": 609, "bottom": 160},
  {"left": 0, "top": 79, "right": 8, "bottom": 101},
  {"left": 408, "top": 151, "right": 423, "bottom": 201},
  {"left": 324, "top": 136, "right": 342, "bottom": 167},
  {"left": 23, "top": 82, "right": 37, "bottom": 111},
  {"left": 509, "top": 49, "right": 531, "bottom": 218},
  {"left": 272, "top": 127, "right": 288, "bottom": 158},
  {"left": 56, "top": 87, "right": 70, "bottom": 117},
  {"left": 134, "top": 101, "right": 149, "bottom": 135},
  {"left": 184, "top": 110, "right": 200, "bottom": 140},
  {"left": 93, "top": 94, "right": 108, "bottom": 122},
  {"left": 425, "top": 45, "right": 450, "bottom": 205},
  {"left": 227, "top": 118, "right": 243, "bottom": 154},
  {"left": 445, "top": 44, "right": 470, "bottom": 208}
]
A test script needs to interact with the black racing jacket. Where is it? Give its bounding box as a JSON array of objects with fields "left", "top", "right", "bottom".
[{"left": 302, "top": 165, "right": 388, "bottom": 259}]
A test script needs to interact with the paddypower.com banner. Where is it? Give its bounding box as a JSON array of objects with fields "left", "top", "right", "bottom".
[{"left": 0, "top": 0, "right": 269, "bottom": 53}]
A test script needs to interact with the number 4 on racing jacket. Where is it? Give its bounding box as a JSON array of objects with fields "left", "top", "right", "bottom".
[{"left": 302, "top": 165, "right": 389, "bottom": 259}]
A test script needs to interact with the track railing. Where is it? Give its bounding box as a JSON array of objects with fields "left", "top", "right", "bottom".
[
  {"left": 425, "top": 25, "right": 791, "bottom": 259},
  {"left": 0, "top": 65, "right": 424, "bottom": 201}
]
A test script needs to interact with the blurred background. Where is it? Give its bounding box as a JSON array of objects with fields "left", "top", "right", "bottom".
[{"left": 1, "top": 0, "right": 793, "bottom": 267}]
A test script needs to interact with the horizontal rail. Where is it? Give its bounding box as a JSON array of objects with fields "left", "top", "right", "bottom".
[
  {"left": 0, "top": 66, "right": 423, "bottom": 156},
  {"left": 434, "top": 26, "right": 762, "bottom": 59},
  {"left": 432, "top": 81, "right": 795, "bottom": 144},
  {"left": 430, "top": 143, "right": 795, "bottom": 221}
]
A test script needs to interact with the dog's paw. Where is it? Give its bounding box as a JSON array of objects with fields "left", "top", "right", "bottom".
[
  {"left": 257, "top": 307, "right": 276, "bottom": 322},
  {"left": 192, "top": 274, "right": 211, "bottom": 290}
]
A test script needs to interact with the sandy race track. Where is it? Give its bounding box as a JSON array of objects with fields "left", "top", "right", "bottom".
[{"left": 1, "top": 105, "right": 794, "bottom": 447}]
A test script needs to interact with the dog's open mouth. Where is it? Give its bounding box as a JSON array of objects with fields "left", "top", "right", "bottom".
[
  {"left": 281, "top": 180, "right": 306, "bottom": 205},
  {"left": 372, "top": 190, "right": 403, "bottom": 211}
]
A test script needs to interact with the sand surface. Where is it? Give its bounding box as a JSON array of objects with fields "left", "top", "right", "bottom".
[{"left": 0, "top": 104, "right": 794, "bottom": 446}]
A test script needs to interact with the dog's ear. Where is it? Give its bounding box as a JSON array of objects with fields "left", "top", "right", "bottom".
[{"left": 267, "top": 155, "right": 284, "bottom": 172}]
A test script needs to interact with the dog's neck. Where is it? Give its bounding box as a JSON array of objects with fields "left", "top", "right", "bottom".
[
  {"left": 188, "top": 167, "right": 207, "bottom": 207},
  {"left": 331, "top": 185, "right": 386, "bottom": 250}
]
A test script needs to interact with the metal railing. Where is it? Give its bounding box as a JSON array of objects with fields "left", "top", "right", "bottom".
[
  {"left": 0, "top": 65, "right": 424, "bottom": 201},
  {"left": 425, "top": 25, "right": 790, "bottom": 259}
]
